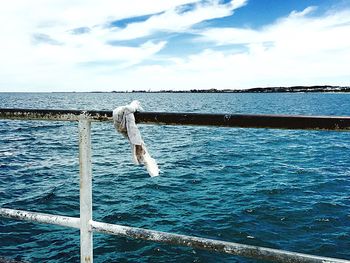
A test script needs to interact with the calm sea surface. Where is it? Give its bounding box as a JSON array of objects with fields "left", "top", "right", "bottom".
[{"left": 0, "top": 92, "right": 349, "bottom": 262}]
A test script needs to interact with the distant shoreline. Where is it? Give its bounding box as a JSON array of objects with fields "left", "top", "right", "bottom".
[
  {"left": 87, "top": 85, "right": 350, "bottom": 93},
  {"left": 2, "top": 85, "right": 349, "bottom": 93}
]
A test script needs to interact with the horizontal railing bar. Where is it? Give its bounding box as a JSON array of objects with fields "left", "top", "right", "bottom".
[
  {"left": 135, "top": 112, "right": 350, "bottom": 131},
  {"left": 91, "top": 221, "right": 349, "bottom": 263},
  {"left": 0, "top": 108, "right": 350, "bottom": 131},
  {"left": 0, "top": 108, "right": 106, "bottom": 122},
  {"left": 0, "top": 208, "right": 80, "bottom": 229},
  {"left": 1, "top": 208, "right": 348, "bottom": 262}
]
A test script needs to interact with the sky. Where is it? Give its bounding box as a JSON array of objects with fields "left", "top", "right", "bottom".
[{"left": 0, "top": 0, "right": 349, "bottom": 92}]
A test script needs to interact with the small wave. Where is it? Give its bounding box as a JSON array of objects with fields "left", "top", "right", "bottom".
[
  {"left": 0, "top": 257, "right": 29, "bottom": 263},
  {"left": 0, "top": 151, "right": 15, "bottom": 157},
  {"left": 3, "top": 186, "right": 58, "bottom": 207},
  {"left": 13, "top": 123, "right": 63, "bottom": 132}
]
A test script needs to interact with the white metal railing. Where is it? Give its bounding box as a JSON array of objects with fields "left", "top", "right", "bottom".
[{"left": 1, "top": 109, "right": 350, "bottom": 263}]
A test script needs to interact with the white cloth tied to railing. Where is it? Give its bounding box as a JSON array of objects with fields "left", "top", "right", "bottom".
[{"left": 112, "top": 100, "right": 159, "bottom": 177}]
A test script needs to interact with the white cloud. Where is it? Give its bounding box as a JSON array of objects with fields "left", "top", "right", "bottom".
[
  {"left": 147, "top": 6, "right": 350, "bottom": 89},
  {"left": 0, "top": 0, "right": 248, "bottom": 91},
  {"left": 108, "top": 0, "right": 247, "bottom": 40},
  {"left": 0, "top": 0, "right": 199, "bottom": 91},
  {"left": 198, "top": 6, "right": 350, "bottom": 52},
  {"left": 0, "top": 2, "right": 349, "bottom": 92},
  {"left": 1, "top": 0, "right": 200, "bottom": 30},
  {"left": 289, "top": 6, "right": 317, "bottom": 18}
]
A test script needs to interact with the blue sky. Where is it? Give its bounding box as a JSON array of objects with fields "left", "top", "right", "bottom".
[{"left": 0, "top": 0, "right": 349, "bottom": 91}]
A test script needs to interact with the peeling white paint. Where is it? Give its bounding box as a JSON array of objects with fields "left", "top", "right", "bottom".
[
  {"left": 79, "top": 119, "right": 93, "bottom": 263},
  {"left": 0, "top": 208, "right": 80, "bottom": 229},
  {"left": 90, "top": 220, "right": 349, "bottom": 263}
]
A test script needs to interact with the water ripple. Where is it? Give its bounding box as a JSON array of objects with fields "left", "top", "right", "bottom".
[{"left": 0, "top": 93, "right": 350, "bottom": 262}]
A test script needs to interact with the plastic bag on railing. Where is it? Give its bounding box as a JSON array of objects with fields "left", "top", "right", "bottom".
[{"left": 113, "top": 100, "right": 159, "bottom": 177}]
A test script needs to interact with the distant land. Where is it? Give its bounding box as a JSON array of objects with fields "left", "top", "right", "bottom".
[{"left": 89, "top": 85, "right": 350, "bottom": 93}]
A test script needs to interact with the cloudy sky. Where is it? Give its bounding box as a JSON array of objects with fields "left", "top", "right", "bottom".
[{"left": 0, "top": 0, "right": 349, "bottom": 92}]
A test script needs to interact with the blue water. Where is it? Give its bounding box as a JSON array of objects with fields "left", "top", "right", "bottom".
[{"left": 0, "top": 92, "right": 349, "bottom": 262}]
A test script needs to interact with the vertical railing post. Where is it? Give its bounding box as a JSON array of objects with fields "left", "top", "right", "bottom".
[{"left": 79, "top": 117, "right": 93, "bottom": 263}]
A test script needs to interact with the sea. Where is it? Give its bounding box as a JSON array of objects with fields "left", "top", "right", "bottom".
[{"left": 0, "top": 92, "right": 349, "bottom": 262}]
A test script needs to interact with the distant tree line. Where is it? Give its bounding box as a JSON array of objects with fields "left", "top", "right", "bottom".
[{"left": 89, "top": 85, "right": 350, "bottom": 93}]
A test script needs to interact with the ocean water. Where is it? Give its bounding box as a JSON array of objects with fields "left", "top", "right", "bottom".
[{"left": 0, "top": 92, "right": 349, "bottom": 263}]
